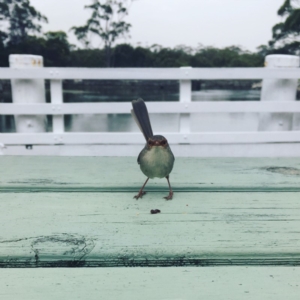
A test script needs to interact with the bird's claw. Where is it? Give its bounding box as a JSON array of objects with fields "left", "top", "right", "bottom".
[
  {"left": 134, "top": 191, "right": 146, "bottom": 200},
  {"left": 164, "top": 191, "right": 173, "bottom": 201}
]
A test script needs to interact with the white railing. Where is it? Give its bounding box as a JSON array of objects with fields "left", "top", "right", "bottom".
[{"left": 1, "top": 62, "right": 300, "bottom": 156}]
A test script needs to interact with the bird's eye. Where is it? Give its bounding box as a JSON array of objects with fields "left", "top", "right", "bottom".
[
  {"left": 161, "top": 140, "right": 167, "bottom": 146},
  {"left": 148, "top": 140, "right": 153, "bottom": 146}
]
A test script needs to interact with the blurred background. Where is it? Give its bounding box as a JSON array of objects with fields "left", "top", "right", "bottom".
[{"left": 0, "top": 0, "right": 299, "bottom": 134}]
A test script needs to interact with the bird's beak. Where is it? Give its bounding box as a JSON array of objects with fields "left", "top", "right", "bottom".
[{"left": 154, "top": 141, "right": 160, "bottom": 146}]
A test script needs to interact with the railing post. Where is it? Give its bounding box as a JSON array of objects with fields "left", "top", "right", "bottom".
[
  {"left": 9, "top": 55, "right": 47, "bottom": 133},
  {"left": 50, "top": 80, "right": 64, "bottom": 134},
  {"left": 258, "top": 54, "right": 299, "bottom": 131},
  {"left": 179, "top": 67, "right": 192, "bottom": 139}
]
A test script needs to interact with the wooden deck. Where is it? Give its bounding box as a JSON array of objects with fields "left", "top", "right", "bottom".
[{"left": 0, "top": 157, "right": 300, "bottom": 298}]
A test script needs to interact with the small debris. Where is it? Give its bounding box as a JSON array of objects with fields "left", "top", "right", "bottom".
[{"left": 150, "top": 209, "right": 161, "bottom": 214}]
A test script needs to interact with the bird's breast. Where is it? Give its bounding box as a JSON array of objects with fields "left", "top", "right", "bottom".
[{"left": 139, "top": 146, "right": 174, "bottom": 179}]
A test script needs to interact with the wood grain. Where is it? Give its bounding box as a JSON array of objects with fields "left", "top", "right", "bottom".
[
  {"left": 0, "top": 192, "right": 299, "bottom": 267},
  {"left": 0, "top": 267, "right": 299, "bottom": 300},
  {"left": 1, "top": 157, "right": 300, "bottom": 192}
]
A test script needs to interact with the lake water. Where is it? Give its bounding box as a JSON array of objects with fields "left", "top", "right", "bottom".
[
  {"left": 1, "top": 89, "right": 262, "bottom": 133},
  {"left": 192, "top": 89, "right": 260, "bottom": 101},
  {"left": 68, "top": 89, "right": 261, "bottom": 133}
]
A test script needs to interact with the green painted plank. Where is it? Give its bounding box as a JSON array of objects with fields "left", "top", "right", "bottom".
[
  {"left": 1, "top": 157, "right": 300, "bottom": 192},
  {"left": 1, "top": 192, "right": 300, "bottom": 267},
  {"left": 0, "top": 267, "right": 299, "bottom": 300}
]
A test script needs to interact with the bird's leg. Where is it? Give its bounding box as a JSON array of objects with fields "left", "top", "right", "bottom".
[
  {"left": 134, "top": 177, "right": 149, "bottom": 199},
  {"left": 164, "top": 175, "right": 173, "bottom": 200}
]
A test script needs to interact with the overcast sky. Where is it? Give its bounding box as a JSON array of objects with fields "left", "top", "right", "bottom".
[{"left": 30, "top": 0, "right": 284, "bottom": 52}]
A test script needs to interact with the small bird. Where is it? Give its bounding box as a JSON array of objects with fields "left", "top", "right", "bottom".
[{"left": 131, "top": 98, "right": 175, "bottom": 200}]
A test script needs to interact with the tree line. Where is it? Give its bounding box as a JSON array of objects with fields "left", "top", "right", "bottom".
[
  {"left": 0, "top": 0, "right": 299, "bottom": 68},
  {"left": 0, "top": 36, "right": 265, "bottom": 68}
]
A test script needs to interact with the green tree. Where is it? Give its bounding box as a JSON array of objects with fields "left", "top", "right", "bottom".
[
  {"left": 0, "top": 1, "right": 10, "bottom": 46},
  {"left": 2, "top": 0, "right": 48, "bottom": 45},
  {"left": 112, "top": 43, "right": 134, "bottom": 67},
  {"left": 71, "top": 0, "right": 133, "bottom": 67},
  {"left": 152, "top": 46, "right": 191, "bottom": 67},
  {"left": 132, "top": 46, "right": 154, "bottom": 67},
  {"left": 70, "top": 49, "right": 106, "bottom": 67},
  {"left": 191, "top": 46, "right": 263, "bottom": 67},
  {"left": 43, "top": 31, "right": 72, "bottom": 66},
  {"left": 5, "top": 31, "right": 72, "bottom": 66},
  {"left": 269, "top": 0, "right": 300, "bottom": 53}
]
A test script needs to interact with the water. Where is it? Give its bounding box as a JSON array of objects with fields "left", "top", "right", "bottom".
[
  {"left": 191, "top": 89, "right": 261, "bottom": 132},
  {"left": 192, "top": 89, "right": 260, "bottom": 101},
  {"left": 62, "top": 88, "right": 261, "bottom": 102},
  {"left": 67, "top": 89, "right": 261, "bottom": 133},
  {"left": 1, "top": 89, "right": 261, "bottom": 133}
]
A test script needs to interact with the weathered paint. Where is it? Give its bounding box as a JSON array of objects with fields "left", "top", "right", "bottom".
[
  {"left": 0, "top": 268, "right": 299, "bottom": 300},
  {"left": 0, "top": 157, "right": 299, "bottom": 267},
  {"left": 0, "top": 157, "right": 300, "bottom": 192},
  {"left": 0, "top": 192, "right": 300, "bottom": 267}
]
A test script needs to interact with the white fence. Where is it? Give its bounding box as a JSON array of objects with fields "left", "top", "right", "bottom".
[{"left": 1, "top": 64, "right": 300, "bottom": 157}]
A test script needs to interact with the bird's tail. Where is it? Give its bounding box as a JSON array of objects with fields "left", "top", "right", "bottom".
[{"left": 131, "top": 98, "right": 153, "bottom": 141}]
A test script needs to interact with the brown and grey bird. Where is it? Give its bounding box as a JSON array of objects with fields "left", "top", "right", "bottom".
[{"left": 131, "top": 98, "right": 175, "bottom": 200}]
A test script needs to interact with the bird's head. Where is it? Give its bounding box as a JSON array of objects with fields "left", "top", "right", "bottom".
[{"left": 147, "top": 135, "right": 169, "bottom": 149}]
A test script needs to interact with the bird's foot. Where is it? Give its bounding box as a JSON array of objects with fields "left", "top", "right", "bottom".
[
  {"left": 134, "top": 191, "right": 146, "bottom": 200},
  {"left": 164, "top": 191, "right": 173, "bottom": 201}
]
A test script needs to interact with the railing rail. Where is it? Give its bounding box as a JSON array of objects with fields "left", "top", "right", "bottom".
[
  {"left": 1, "top": 60, "right": 300, "bottom": 156},
  {"left": 1, "top": 67, "right": 300, "bottom": 79},
  {"left": 1, "top": 101, "right": 300, "bottom": 114},
  {"left": 1, "top": 132, "right": 300, "bottom": 145}
]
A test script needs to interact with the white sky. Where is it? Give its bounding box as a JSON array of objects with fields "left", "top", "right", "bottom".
[{"left": 30, "top": 0, "right": 284, "bottom": 52}]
